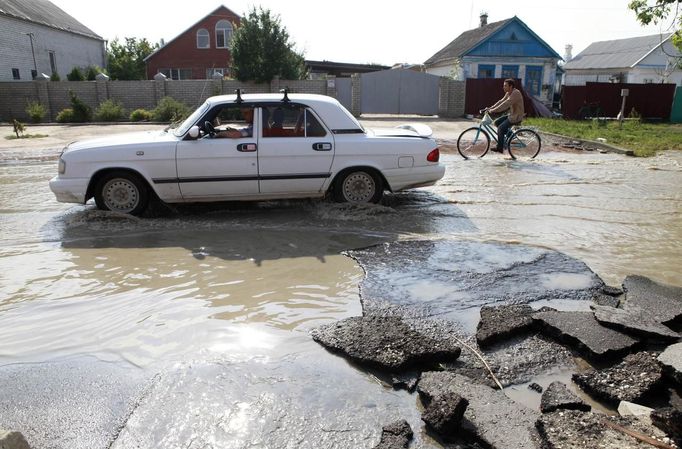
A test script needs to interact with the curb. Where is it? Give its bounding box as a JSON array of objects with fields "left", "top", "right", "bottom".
[{"left": 539, "top": 131, "right": 636, "bottom": 156}]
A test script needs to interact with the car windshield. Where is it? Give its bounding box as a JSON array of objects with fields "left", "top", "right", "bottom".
[{"left": 173, "top": 102, "right": 210, "bottom": 137}]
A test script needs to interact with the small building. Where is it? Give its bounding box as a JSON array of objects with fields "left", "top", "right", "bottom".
[
  {"left": 563, "top": 34, "right": 682, "bottom": 86},
  {"left": 305, "top": 60, "right": 390, "bottom": 79},
  {"left": 0, "top": 0, "right": 105, "bottom": 81},
  {"left": 423, "top": 14, "right": 561, "bottom": 104},
  {"left": 144, "top": 5, "right": 240, "bottom": 80}
]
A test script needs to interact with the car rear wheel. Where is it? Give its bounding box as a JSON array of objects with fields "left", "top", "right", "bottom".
[
  {"left": 333, "top": 169, "right": 383, "bottom": 204},
  {"left": 94, "top": 171, "right": 149, "bottom": 215}
]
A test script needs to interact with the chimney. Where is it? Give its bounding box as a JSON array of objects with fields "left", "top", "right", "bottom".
[
  {"left": 480, "top": 12, "right": 488, "bottom": 27},
  {"left": 564, "top": 44, "right": 573, "bottom": 62}
]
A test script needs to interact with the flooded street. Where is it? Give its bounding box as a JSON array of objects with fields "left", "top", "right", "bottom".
[{"left": 1, "top": 124, "right": 681, "bottom": 448}]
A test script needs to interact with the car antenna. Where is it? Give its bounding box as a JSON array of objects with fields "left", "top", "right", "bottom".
[
  {"left": 235, "top": 88, "right": 244, "bottom": 104},
  {"left": 280, "top": 87, "right": 290, "bottom": 103}
]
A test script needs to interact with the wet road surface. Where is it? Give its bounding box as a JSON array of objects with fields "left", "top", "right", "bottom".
[{"left": 1, "top": 123, "right": 681, "bottom": 448}]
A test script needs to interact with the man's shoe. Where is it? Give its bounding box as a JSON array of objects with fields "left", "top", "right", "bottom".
[{"left": 491, "top": 148, "right": 503, "bottom": 153}]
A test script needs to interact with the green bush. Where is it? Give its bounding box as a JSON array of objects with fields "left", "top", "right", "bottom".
[
  {"left": 69, "top": 91, "right": 92, "bottom": 122},
  {"left": 56, "top": 108, "right": 75, "bottom": 123},
  {"left": 50, "top": 72, "right": 61, "bottom": 81},
  {"left": 25, "top": 101, "right": 47, "bottom": 123},
  {"left": 67, "top": 67, "right": 85, "bottom": 81},
  {"left": 130, "top": 108, "right": 153, "bottom": 122},
  {"left": 94, "top": 99, "right": 125, "bottom": 121},
  {"left": 152, "top": 96, "right": 190, "bottom": 123},
  {"left": 85, "top": 65, "right": 101, "bottom": 81}
]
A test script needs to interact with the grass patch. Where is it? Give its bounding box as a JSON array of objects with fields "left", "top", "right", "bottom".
[
  {"left": 5, "top": 134, "right": 49, "bottom": 140},
  {"left": 524, "top": 118, "right": 682, "bottom": 157}
]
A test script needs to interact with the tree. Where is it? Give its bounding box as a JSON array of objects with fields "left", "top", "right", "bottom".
[
  {"left": 107, "top": 37, "right": 158, "bottom": 80},
  {"left": 230, "top": 7, "right": 306, "bottom": 83},
  {"left": 629, "top": 0, "right": 682, "bottom": 49}
]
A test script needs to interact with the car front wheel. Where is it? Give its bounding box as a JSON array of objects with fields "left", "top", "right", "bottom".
[
  {"left": 94, "top": 171, "right": 149, "bottom": 215},
  {"left": 333, "top": 169, "right": 383, "bottom": 204}
]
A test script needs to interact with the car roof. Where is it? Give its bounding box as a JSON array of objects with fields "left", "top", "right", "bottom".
[{"left": 206, "top": 93, "right": 363, "bottom": 133}]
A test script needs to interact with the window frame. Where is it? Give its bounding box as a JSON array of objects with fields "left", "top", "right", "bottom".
[
  {"left": 197, "top": 29, "right": 210, "bottom": 49},
  {"left": 215, "top": 20, "right": 233, "bottom": 49},
  {"left": 478, "top": 64, "right": 496, "bottom": 79},
  {"left": 48, "top": 51, "right": 57, "bottom": 75},
  {"left": 524, "top": 65, "right": 543, "bottom": 96},
  {"left": 501, "top": 65, "right": 518, "bottom": 79},
  {"left": 11, "top": 68, "right": 20, "bottom": 80}
]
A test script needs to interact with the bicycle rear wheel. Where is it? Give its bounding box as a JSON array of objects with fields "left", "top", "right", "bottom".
[
  {"left": 507, "top": 129, "right": 541, "bottom": 160},
  {"left": 457, "top": 127, "right": 490, "bottom": 159}
]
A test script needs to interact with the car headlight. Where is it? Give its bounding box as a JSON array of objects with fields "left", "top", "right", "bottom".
[{"left": 58, "top": 156, "right": 66, "bottom": 174}]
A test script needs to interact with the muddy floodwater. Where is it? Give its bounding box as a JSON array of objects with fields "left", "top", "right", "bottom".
[{"left": 1, "top": 125, "right": 681, "bottom": 448}]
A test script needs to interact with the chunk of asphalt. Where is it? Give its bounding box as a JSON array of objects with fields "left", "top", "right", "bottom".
[
  {"left": 592, "top": 305, "right": 680, "bottom": 341},
  {"left": 650, "top": 407, "right": 682, "bottom": 443},
  {"left": 592, "top": 292, "right": 620, "bottom": 308},
  {"left": 533, "top": 310, "right": 639, "bottom": 358},
  {"left": 572, "top": 352, "right": 664, "bottom": 405},
  {"left": 601, "top": 285, "right": 625, "bottom": 296},
  {"left": 540, "top": 381, "right": 591, "bottom": 413},
  {"left": 658, "top": 342, "right": 682, "bottom": 385},
  {"left": 536, "top": 409, "right": 671, "bottom": 449},
  {"left": 622, "top": 275, "right": 682, "bottom": 324},
  {"left": 0, "top": 430, "right": 31, "bottom": 449},
  {"left": 420, "top": 392, "right": 469, "bottom": 441},
  {"left": 373, "top": 420, "right": 413, "bottom": 449},
  {"left": 417, "top": 372, "right": 540, "bottom": 448},
  {"left": 311, "top": 315, "right": 461, "bottom": 372},
  {"left": 476, "top": 305, "right": 535, "bottom": 348}
]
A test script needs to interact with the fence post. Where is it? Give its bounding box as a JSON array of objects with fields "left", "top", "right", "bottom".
[
  {"left": 153, "top": 72, "right": 167, "bottom": 103},
  {"left": 34, "top": 73, "right": 52, "bottom": 121},
  {"left": 211, "top": 71, "right": 223, "bottom": 96},
  {"left": 95, "top": 72, "right": 110, "bottom": 105},
  {"left": 325, "top": 75, "right": 337, "bottom": 98},
  {"left": 351, "top": 73, "right": 361, "bottom": 117}
]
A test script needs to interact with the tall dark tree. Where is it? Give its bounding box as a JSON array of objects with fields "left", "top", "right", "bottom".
[
  {"left": 230, "top": 7, "right": 306, "bottom": 83},
  {"left": 629, "top": 0, "right": 682, "bottom": 49},
  {"left": 107, "top": 37, "right": 158, "bottom": 80}
]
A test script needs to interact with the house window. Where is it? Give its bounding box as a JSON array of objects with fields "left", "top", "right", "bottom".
[
  {"left": 524, "top": 65, "right": 543, "bottom": 96},
  {"left": 215, "top": 20, "right": 233, "bottom": 48},
  {"left": 206, "top": 67, "right": 230, "bottom": 78},
  {"left": 12, "top": 68, "right": 20, "bottom": 80},
  {"left": 48, "top": 51, "right": 57, "bottom": 75},
  {"left": 501, "top": 65, "right": 518, "bottom": 79},
  {"left": 160, "top": 68, "right": 193, "bottom": 80},
  {"left": 478, "top": 64, "right": 495, "bottom": 78},
  {"left": 31, "top": 69, "right": 37, "bottom": 80},
  {"left": 197, "top": 29, "right": 209, "bottom": 49}
]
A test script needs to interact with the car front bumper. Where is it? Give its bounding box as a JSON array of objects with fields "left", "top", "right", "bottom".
[{"left": 49, "top": 176, "right": 89, "bottom": 204}]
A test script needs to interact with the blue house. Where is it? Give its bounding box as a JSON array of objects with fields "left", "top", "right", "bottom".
[{"left": 424, "top": 14, "right": 562, "bottom": 104}]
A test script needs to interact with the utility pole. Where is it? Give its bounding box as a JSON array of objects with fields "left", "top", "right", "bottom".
[{"left": 26, "top": 32, "right": 37, "bottom": 79}]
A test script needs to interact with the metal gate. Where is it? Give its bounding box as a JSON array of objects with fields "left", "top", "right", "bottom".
[
  {"left": 360, "top": 69, "right": 440, "bottom": 115},
  {"left": 335, "top": 78, "right": 352, "bottom": 111}
]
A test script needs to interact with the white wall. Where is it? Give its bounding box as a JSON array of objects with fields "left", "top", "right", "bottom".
[{"left": 0, "top": 16, "right": 105, "bottom": 81}]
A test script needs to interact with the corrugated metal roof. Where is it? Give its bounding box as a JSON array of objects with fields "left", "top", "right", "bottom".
[
  {"left": 564, "top": 34, "right": 672, "bottom": 69},
  {"left": 0, "top": 0, "right": 102, "bottom": 40},
  {"left": 424, "top": 18, "right": 511, "bottom": 66}
]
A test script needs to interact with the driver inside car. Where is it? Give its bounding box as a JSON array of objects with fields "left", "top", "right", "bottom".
[{"left": 213, "top": 108, "right": 254, "bottom": 138}]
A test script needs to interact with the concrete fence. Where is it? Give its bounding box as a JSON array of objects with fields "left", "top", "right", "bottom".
[{"left": 0, "top": 74, "right": 466, "bottom": 122}]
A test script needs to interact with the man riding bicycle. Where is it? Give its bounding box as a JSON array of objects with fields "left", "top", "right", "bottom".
[{"left": 483, "top": 79, "right": 525, "bottom": 153}]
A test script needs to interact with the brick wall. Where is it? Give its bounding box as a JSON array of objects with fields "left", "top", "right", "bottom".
[{"left": 438, "top": 78, "right": 466, "bottom": 118}]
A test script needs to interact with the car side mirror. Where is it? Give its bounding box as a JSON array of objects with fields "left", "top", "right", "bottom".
[{"left": 188, "top": 126, "right": 200, "bottom": 139}]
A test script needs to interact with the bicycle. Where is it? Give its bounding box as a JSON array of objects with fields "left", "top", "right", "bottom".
[{"left": 457, "top": 111, "right": 542, "bottom": 160}]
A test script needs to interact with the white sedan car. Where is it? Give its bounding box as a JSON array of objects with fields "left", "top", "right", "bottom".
[{"left": 50, "top": 93, "right": 445, "bottom": 215}]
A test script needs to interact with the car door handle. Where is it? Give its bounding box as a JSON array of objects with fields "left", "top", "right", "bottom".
[
  {"left": 237, "top": 143, "right": 257, "bottom": 152},
  {"left": 312, "top": 142, "right": 332, "bottom": 151}
]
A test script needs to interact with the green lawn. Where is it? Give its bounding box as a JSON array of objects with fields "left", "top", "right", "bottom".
[{"left": 524, "top": 118, "right": 682, "bottom": 157}]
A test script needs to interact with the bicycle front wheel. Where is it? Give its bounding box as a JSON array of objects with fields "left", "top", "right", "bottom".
[
  {"left": 507, "top": 129, "right": 541, "bottom": 160},
  {"left": 457, "top": 127, "right": 490, "bottom": 159}
]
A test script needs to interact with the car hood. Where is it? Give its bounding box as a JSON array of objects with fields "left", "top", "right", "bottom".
[
  {"left": 65, "top": 130, "right": 176, "bottom": 152},
  {"left": 369, "top": 124, "right": 433, "bottom": 138}
]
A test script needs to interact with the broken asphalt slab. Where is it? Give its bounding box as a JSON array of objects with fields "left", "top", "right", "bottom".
[
  {"left": 532, "top": 310, "right": 639, "bottom": 358},
  {"left": 622, "top": 275, "right": 682, "bottom": 325},
  {"left": 536, "top": 409, "right": 673, "bottom": 449},
  {"left": 540, "top": 381, "right": 591, "bottom": 413},
  {"left": 373, "top": 420, "right": 413, "bottom": 449},
  {"left": 572, "top": 352, "right": 664, "bottom": 405},
  {"left": 476, "top": 304, "right": 534, "bottom": 347},
  {"left": 417, "top": 372, "right": 541, "bottom": 448},
  {"left": 347, "top": 240, "right": 604, "bottom": 329},
  {"left": 311, "top": 315, "right": 461, "bottom": 371},
  {"left": 658, "top": 342, "right": 682, "bottom": 385},
  {"left": 592, "top": 305, "right": 680, "bottom": 341}
]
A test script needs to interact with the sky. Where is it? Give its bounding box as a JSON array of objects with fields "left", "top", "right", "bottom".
[{"left": 50, "top": 0, "right": 674, "bottom": 65}]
